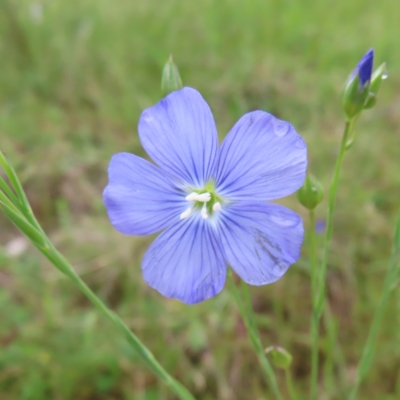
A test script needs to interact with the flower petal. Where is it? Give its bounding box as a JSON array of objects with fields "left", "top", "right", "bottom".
[
  {"left": 216, "top": 111, "right": 307, "bottom": 201},
  {"left": 142, "top": 215, "right": 226, "bottom": 304},
  {"left": 103, "top": 153, "right": 186, "bottom": 235},
  {"left": 356, "top": 48, "right": 374, "bottom": 88},
  {"left": 217, "top": 202, "right": 303, "bottom": 285},
  {"left": 138, "top": 87, "right": 219, "bottom": 187}
]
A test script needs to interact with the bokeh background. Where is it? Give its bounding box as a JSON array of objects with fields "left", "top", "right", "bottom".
[{"left": 1, "top": 0, "right": 399, "bottom": 399}]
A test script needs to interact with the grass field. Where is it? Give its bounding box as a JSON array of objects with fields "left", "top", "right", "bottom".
[{"left": 1, "top": 0, "right": 400, "bottom": 399}]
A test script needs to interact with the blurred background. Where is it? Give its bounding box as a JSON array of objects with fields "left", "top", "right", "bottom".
[{"left": 0, "top": 0, "right": 399, "bottom": 399}]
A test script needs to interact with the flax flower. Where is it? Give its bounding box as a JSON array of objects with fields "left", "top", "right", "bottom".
[{"left": 104, "top": 88, "right": 307, "bottom": 304}]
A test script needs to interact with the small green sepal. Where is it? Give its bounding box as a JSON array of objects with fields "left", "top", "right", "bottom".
[
  {"left": 265, "top": 346, "right": 293, "bottom": 370},
  {"left": 297, "top": 173, "right": 324, "bottom": 210},
  {"left": 370, "top": 62, "right": 388, "bottom": 94},
  {"left": 341, "top": 73, "right": 370, "bottom": 120},
  {"left": 161, "top": 55, "right": 183, "bottom": 96},
  {"left": 364, "top": 63, "right": 387, "bottom": 110}
]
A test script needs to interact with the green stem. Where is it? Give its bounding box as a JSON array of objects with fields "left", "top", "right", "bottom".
[
  {"left": 228, "top": 270, "right": 283, "bottom": 400},
  {"left": 34, "top": 240, "right": 195, "bottom": 400},
  {"left": 349, "top": 215, "right": 400, "bottom": 400},
  {"left": 0, "top": 175, "right": 21, "bottom": 206},
  {"left": 0, "top": 193, "right": 46, "bottom": 247},
  {"left": 311, "top": 119, "right": 354, "bottom": 399},
  {"left": 0, "top": 151, "right": 30, "bottom": 210},
  {"left": 316, "top": 119, "right": 354, "bottom": 317},
  {"left": 309, "top": 218, "right": 346, "bottom": 398},
  {"left": 0, "top": 151, "right": 45, "bottom": 231},
  {"left": 0, "top": 158, "right": 195, "bottom": 400},
  {"left": 323, "top": 302, "right": 347, "bottom": 396},
  {"left": 2, "top": 233, "right": 195, "bottom": 399},
  {"left": 285, "top": 369, "right": 297, "bottom": 400},
  {"left": 309, "top": 210, "right": 319, "bottom": 400},
  {"left": 309, "top": 211, "right": 317, "bottom": 299}
]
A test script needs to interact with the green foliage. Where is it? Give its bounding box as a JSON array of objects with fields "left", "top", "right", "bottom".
[{"left": 1, "top": 0, "right": 400, "bottom": 399}]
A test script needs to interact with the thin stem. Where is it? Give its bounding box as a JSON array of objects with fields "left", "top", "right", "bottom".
[
  {"left": 0, "top": 151, "right": 30, "bottom": 209},
  {"left": 34, "top": 241, "right": 195, "bottom": 400},
  {"left": 309, "top": 218, "right": 346, "bottom": 398},
  {"left": 309, "top": 210, "right": 319, "bottom": 400},
  {"left": 312, "top": 119, "right": 354, "bottom": 399},
  {"left": 309, "top": 211, "right": 317, "bottom": 298},
  {"left": 0, "top": 151, "right": 44, "bottom": 231},
  {"left": 285, "top": 369, "right": 297, "bottom": 400},
  {"left": 349, "top": 215, "right": 400, "bottom": 400},
  {"left": 323, "top": 302, "right": 347, "bottom": 396},
  {"left": 0, "top": 193, "right": 46, "bottom": 247},
  {"left": 316, "top": 120, "right": 354, "bottom": 314},
  {"left": 0, "top": 176, "right": 21, "bottom": 206},
  {"left": 0, "top": 158, "right": 195, "bottom": 400},
  {"left": 228, "top": 270, "right": 283, "bottom": 400}
]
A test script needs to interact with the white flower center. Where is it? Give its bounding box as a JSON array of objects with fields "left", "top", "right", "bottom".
[
  {"left": 185, "top": 192, "right": 211, "bottom": 202},
  {"left": 180, "top": 192, "right": 222, "bottom": 220}
]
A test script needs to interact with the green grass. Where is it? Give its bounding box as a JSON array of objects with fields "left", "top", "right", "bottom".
[{"left": 1, "top": 0, "right": 400, "bottom": 398}]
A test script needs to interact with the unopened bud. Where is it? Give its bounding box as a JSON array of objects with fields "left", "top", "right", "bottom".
[
  {"left": 161, "top": 55, "right": 183, "bottom": 95},
  {"left": 265, "top": 346, "right": 293, "bottom": 370},
  {"left": 341, "top": 49, "right": 374, "bottom": 120},
  {"left": 297, "top": 173, "right": 324, "bottom": 210}
]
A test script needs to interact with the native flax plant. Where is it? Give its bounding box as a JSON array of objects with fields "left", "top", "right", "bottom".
[
  {"left": 302, "top": 48, "right": 388, "bottom": 400},
  {"left": 0, "top": 152, "right": 196, "bottom": 400},
  {"left": 314, "top": 49, "right": 377, "bottom": 358},
  {"left": 103, "top": 87, "right": 307, "bottom": 304},
  {"left": 310, "top": 50, "right": 375, "bottom": 400},
  {"left": 0, "top": 83, "right": 307, "bottom": 399},
  {"left": 103, "top": 86, "right": 307, "bottom": 399}
]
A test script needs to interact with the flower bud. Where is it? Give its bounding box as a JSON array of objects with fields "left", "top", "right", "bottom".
[
  {"left": 341, "top": 49, "right": 374, "bottom": 119},
  {"left": 297, "top": 173, "right": 324, "bottom": 210},
  {"left": 161, "top": 55, "right": 183, "bottom": 95},
  {"left": 364, "top": 62, "right": 388, "bottom": 109},
  {"left": 265, "top": 346, "right": 293, "bottom": 370}
]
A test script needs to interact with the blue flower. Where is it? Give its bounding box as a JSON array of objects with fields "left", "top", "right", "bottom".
[
  {"left": 352, "top": 49, "right": 374, "bottom": 89},
  {"left": 103, "top": 87, "right": 307, "bottom": 304}
]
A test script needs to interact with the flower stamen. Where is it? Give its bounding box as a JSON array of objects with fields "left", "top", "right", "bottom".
[
  {"left": 213, "top": 202, "right": 221, "bottom": 212},
  {"left": 201, "top": 204, "right": 209, "bottom": 219},
  {"left": 185, "top": 192, "right": 211, "bottom": 202},
  {"left": 180, "top": 207, "right": 192, "bottom": 220}
]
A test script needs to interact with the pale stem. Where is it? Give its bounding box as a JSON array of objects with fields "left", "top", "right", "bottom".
[{"left": 228, "top": 270, "right": 284, "bottom": 400}]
